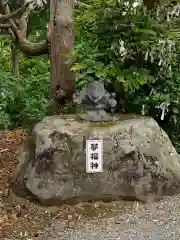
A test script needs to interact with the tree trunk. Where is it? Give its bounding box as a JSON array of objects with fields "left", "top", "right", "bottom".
[
  {"left": 49, "top": 0, "right": 75, "bottom": 103},
  {"left": 143, "top": 0, "right": 170, "bottom": 9},
  {"left": 11, "top": 41, "right": 19, "bottom": 77},
  {"left": 143, "top": 0, "right": 157, "bottom": 9}
]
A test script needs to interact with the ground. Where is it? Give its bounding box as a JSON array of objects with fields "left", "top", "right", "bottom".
[
  {"left": 1, "top": 129, "right": 180, "bottom": 240},
  {"left": 0, "top": 129, "right": 64, "bottom": 239},
  {"left": 37, "top": 194, "right": 180, "bottom": 240},
  {"left": 0, "top": 129, "right": 133, "bottom": 239},
  {"left": 0, "top": 129, "right": 48, "bottom": 239}
]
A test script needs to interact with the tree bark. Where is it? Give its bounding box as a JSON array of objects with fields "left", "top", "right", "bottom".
[
  {"left": 11, "top": 41, "right": 19, "bottom": 77},
  {"left": 49, "top": 0, "right": 75, "bottom": 102},
  {"left": 143, "top": 0, "right": 170, "bottom": 9},
  {"left": 16, "top": 37, "right": 48, "bottom": 56},
  {"left": 143, "top": 0, "right": 158, "bottom": 9}
]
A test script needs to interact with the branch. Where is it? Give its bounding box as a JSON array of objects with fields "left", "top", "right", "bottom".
[
  {"left": 18, "top": 2, "right": 37, "bottom": 38},
  {"left": 4, "top": 4, "right": 20, "bottom": 40},
  {"left": 16, "top": 37, "right": 48, "bottom": 56},
  {"left": 0, "top": 1, "right": 48, "bottom": 56},
  {"left": 0, "top": 22, "right": 10, "bottom": 27},
  {"left": 0, "top": 1, "right": 31, "bottom": 21}
]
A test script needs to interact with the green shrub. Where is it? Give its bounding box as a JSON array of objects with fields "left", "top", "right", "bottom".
[
  {"left": 73, "top": 0, "right": 180, "bottom": 152},
  {"left": 0, "top": 71, "right": 50, "bottom": 129},
  {"left": 0, "top": 34, "right": 50, "bottom": 129},
  {"left": 1, "top": 0, "right": 180, "bottom": 153}
]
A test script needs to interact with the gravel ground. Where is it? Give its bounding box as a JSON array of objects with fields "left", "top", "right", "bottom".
[{"left": 37, "top": 194, "right": 180, "bottom": 240}]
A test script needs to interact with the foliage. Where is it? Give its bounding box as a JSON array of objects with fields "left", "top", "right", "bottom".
[
  {"left": 1, "top": 0, "right": 180, "bottom": 152},
  {"left": 28, "top": 7, "right": 49, "bottom": 41},
  {"left": 0, "top": 70, "right": 50, "bottom": 129},
  {"left": 73, "top": 0, "right": 180, "bottom": 151},
  {"left": 0, "top": 37, "right": 50, "bottom": 129},
  {"left": 0, "top": 6, "right": 50, "bottom": 129}
]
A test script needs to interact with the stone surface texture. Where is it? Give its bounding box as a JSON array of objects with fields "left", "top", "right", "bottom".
[{"left": 12, "top": 114, "right": 180, "bottom": 205}]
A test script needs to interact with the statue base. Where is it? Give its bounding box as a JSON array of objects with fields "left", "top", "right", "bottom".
[
  {"left": 79, "top": 110, "right": 119, "bottom": 122},
  {"left": 12, "top": 114, "right": 180, "bottom": 205}
]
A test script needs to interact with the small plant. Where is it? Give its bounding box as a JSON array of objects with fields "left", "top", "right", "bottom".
[
  {"left": 73, "top": 0, "right": 180, "bottom": 152},
  {"left": 0, "top": 71, "right": 50, "bottom": 128}
]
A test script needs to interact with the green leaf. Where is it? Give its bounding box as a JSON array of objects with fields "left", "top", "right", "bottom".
[
  {"left": 132, "top": 26, "right": 156, "bottom": 36},
  {"left": 138, "top": 78, "right": 145, "bottom": 85},
  {"left": 86, "top": 68, "right": 94, "bottom": 73},
  {"left": 71, "top": 63, "right": 86, "bottom": 71},
  {"left": 117, "top": 75, "right": 125, "bottom": 82},
  {"left": 95, "top": 71, "right": 103, "bottom": 78}
]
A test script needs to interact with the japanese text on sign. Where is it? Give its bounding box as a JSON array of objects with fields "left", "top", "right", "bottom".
[{"left": 86, "top": 139, "right": 103, "bottom": 173}]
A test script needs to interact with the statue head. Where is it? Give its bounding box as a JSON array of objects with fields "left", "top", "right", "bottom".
[
  {"left": 87, "top": 80, "right": 105, "bottom": 103},
  {"left": 73, "top": 79, "right": 117, "bottom": 122}
]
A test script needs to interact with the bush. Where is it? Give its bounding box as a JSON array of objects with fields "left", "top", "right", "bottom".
[
  {"left": 0, "top": 71, "right": 50, "bottom": 129},
  {"left": 0, "top": 35, "right": 50, "bottom": 129},
  {"left": 73, "top": 0, "right": 180, "bottom": 152},
  {"left": 1, "top": 0, "right": 180, "bottom": 153}
]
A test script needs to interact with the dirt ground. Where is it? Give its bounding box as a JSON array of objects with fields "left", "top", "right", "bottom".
[
  {"left": 0, "top": 129, "right": 65, "bottom": 239},
  {"left": 0, "top": 129, "right": 46, "bottom": 239},
  {"left": 2, "top": 129, "right": 180, "bottom": 240},
  {"left": 0, "top": 129, "right": 126, "bottom": 240}
]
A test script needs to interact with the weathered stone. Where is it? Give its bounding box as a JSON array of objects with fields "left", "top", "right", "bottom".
[
  {"left": 73, "top": 80, "right": 117, "bottom": 121},
  {"left": 12, "top": 114, "right": 180, "bottom": 205}
]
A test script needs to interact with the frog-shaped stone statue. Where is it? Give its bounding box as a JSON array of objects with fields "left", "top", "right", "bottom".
[{"left": 73, "top": 80, "right": 117, "bottom": 122}]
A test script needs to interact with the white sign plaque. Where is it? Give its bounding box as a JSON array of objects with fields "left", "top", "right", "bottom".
[{"left": 86, "top": 139, "right": 103, "bottom": 173}]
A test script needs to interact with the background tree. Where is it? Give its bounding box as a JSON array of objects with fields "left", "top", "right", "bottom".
[
  {"left": 73, "top": 0, "right": 180, "bottom": 151},
  {"left": 143, "top": 0, "right": 170, "bottom": 9},
  {"left": 1, "top": 0, "right": 180, "bottom": 153},
  {"left": 0, "top": 0, "right": 75, "bottom": 103},
  {"left": 49, "top": 0, "right": 75, "bottom": 103}
]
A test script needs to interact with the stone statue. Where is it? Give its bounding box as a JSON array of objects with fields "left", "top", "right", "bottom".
[{"left": 73, "top": 80, "right": 117, "bottom": 122}]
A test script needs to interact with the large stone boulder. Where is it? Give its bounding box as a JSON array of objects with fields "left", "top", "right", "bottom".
[{"left": 12, "top": 114, "right": 180, "bottom": 205}]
